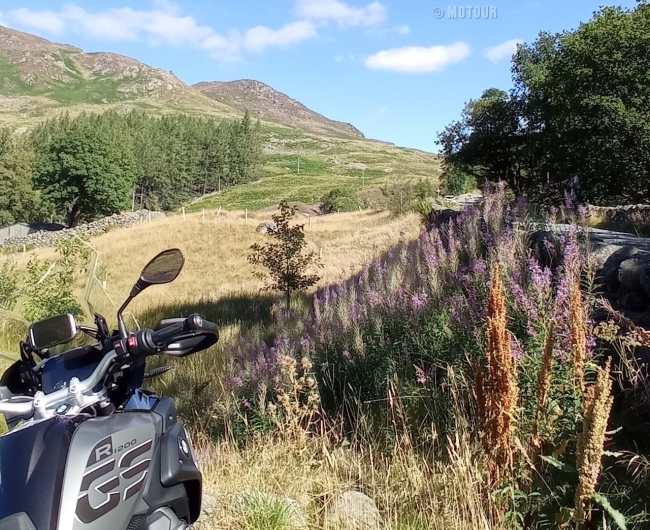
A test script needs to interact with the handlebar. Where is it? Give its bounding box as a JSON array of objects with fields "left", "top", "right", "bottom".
[
  {"left": 131, "top": 314, "right": 219, "bottom": 357},
  {"left": 0, "top": 314, "right": 218, "bottom": 423}
]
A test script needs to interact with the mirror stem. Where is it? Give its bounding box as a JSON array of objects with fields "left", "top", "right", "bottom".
[{"left": 117, "top": 296, "right": 133, "bottom": 339}]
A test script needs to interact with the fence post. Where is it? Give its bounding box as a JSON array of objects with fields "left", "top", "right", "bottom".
[
  {"left": 22, "top": 244, "right": 25, "bottom": 253},
  {"left": 102, "top": 280, "right": 107, "bottom": 290},
  {"left": 148, "top": 212, "right": 151, "bottom": 223},
  {"left": 309, "top": 216, "right": 312, "bottom": 229},
  {"left": 182, "top": 207, "right": 186, "bottom": 221},
  {"left": 217, "top": 206, "right": 222, "bottom": 217},
  {"left": 319, "top": 246, "right": 323, "bottom": 259},
  {"left": 245, "top": 209, "right": 248, "bottom": 225}
]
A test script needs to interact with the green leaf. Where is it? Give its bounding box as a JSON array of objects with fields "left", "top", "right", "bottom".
[
  {"left": 541, "top": 455, "right": 576, "bottom": 474},
  {"left": 591, "top": 492, "right": 627, "bottom": 530}
]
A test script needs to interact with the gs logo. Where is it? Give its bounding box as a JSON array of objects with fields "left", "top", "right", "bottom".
[{"left": 75, "top": 436, "right": 153, "bottom": 524}]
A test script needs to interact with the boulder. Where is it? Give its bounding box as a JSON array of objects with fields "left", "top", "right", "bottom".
[
  {"left": 601, "top": 246, "right": 644, "bottom": 292},
  {"left": 256, "top": 222, "right": 277, "bottom": 234},
  {"left": 618, "top": 255, "right": 650, "bottom": 292},
  {"left": 324, "top": 491, "right": 384, "bottom": 530}
]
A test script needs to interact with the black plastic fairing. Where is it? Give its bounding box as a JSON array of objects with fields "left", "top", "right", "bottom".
[{"left": 0, "top": 417, "right": 82, "bottom": 530}]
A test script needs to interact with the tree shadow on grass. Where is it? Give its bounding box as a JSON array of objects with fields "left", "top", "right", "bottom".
[{"left": 135, "top": 292, "right": 278, "bottom": 334}]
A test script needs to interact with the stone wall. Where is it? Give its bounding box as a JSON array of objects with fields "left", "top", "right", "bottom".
[
  {"left": 0, "top": 210, "right": 166, "bottom": 250},
  {"left": 588, "top": 204, "right": 650, "bottom": 226}
]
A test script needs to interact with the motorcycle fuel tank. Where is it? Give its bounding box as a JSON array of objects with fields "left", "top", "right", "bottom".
[{"left": 0, "top": 413, "right": 158, "bottom": 530}]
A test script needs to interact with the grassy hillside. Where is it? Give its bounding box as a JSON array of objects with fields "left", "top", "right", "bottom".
[{"left": 190, "top": 126, "right": 441, "bottom": 212}]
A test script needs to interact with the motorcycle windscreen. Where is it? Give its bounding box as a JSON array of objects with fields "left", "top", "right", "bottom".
[{"left": 0, "top": 418, "right": 79, "bottom": 530}]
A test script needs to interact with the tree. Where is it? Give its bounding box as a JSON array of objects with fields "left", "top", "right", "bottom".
[
  {"left": 248, "top": 201, "right": 321, "bottom": 313},
  {"left": 0, "top": 130, "right": 45, "bottom": 227},
  {"left": 437, "top": 3, "right": 650, "bottom": 205},
  {"left": 33, "top": 125, "right": 137, "bottom": 227}
]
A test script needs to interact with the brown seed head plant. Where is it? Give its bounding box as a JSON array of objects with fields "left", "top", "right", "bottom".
[
  {"left": 574, "top": 358, "right": 614, "bottom": 525},
  {"left": 531, "top": 325, "right": 554, "bottom": 451},
  {"left": 570, "top": 282, "right": 588, "bottom": 393},
  {"left": 478, "top": 262, "right": 519, "bottom": 485}
]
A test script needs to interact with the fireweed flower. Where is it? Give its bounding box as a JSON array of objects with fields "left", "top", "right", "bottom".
[
  {"left": 415, "top": 367, "right": 427, "bottom": 385},
  {"left": 342, "top": 350, "right": 354, "bottom": 365}
]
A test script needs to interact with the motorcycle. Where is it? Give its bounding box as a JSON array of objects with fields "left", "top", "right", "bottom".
[{"left": 0, "top": 248, "right": 219, "bottom": 530}]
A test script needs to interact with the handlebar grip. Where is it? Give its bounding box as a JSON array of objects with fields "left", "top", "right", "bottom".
[
  {"left": 132, "top": 314, "right": 219, "bottom": 356},
  {"left": 150, "top": 320, "right": 187, "bottom": 346}
]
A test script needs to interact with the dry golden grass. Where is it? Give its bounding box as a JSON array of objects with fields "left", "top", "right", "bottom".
[
  {"left": 192, "top": 430, "right": 502, "bottom": 530},
  {"left": 1, "top": 209, "right": 420, "bottom": 332}
]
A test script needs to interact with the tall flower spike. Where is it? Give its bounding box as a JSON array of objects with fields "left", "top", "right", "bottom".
[
  {"left": 574, "top": 358, "right": 614, "bottom": 524},
  {"left": 531, "top": 326, "right": 554, "bottom": 450},
  {"left": 480, "top": 262, "right": 519, "bottom": 484},
  {"left": 570, "top": 281, "right": 587, "bottom": 393}
]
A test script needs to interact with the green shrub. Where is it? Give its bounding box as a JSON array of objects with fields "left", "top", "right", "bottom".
[
  {"left": 383, "top": 179, "right": 433, "bottom": 216},
  {"left": 319, "top": 188, "right": 366, "bottom": 213}
]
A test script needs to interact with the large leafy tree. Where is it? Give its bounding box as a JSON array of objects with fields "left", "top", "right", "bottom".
[
  {"left": 438, "top": 3, "right": 650, "bottom": 205},
  {"left": 33, "top": 125, "right": 137, "bottom": 227}
]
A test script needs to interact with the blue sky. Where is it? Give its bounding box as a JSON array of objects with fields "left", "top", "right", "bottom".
[{"left": 0, "top": 0, "right": 639, "bottom": 152}]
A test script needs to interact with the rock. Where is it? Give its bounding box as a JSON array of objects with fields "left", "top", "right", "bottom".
[
  {"left": 256, "top": 222, "right": 277, "bottom": 234},
  {"left": 196, "top": 494, "right": 218, "bottom": 523},
  {"left": 589, "top": 244, "right": 624, "bottom": 273},
  {"left": 233, "top": 490, "right": 307, "bottom": 529},
  {"left": 601, "top": 246, "right": 643, "bottom": 292},
  {"left": 529, "top": 230, "right": 562, "bottom": 269},
  {"left": 618, "top": 255, "right": 650, "bottom": 292},
  {"left": 324, "top": 491, "right": 384, "bottom": 530},
  {"left": 620, "top": 292, "right": 649, "bottom": 312}
]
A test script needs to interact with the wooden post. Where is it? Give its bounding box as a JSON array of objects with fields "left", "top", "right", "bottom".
[
  {"left": 319, "top": 246, "right": 323, "bottom": 259},
  {"left": 102, "top": 280, "right": 107, "bottom": 290},
  {"left": 132, "top": 188, "right": 136, "bottom": 212},
  {"left": 309, "top": 216, "right": 312, "bottom": 229},
  {"left": 148, "top": 212, "right": 151, "bottom": 223},
  {"left": 217, "top": 206, "right": 222, "bottom": 217},
  {"left": 182, "top": 207, "right": 186, "bottom": 221},
  {"left": 22, "top": 244, "right": 26, "bottom": 253},
  {"left": 245, "top": 209, "right": 248, "bottom": 225}
]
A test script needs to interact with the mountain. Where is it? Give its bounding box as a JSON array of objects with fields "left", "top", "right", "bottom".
[
  {"left": 0, "top": 25, "right": 237, "bottom": 121},
  {"left": 0, "top": 25, "right": 364, "bottom": 139},
  {"left": 194, "top": 80, "right": 364, "bottom": 138}
]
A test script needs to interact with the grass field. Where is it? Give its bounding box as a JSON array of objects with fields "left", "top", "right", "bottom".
[{"left": 0, "top": 208, "right": 504, "bottom": 529}]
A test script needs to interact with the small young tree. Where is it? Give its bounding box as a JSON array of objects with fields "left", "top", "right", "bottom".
[{"left": 248, "top": 201, "right": 321, "bottom": 313}]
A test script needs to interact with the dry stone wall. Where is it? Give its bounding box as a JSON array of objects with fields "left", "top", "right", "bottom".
[{"left": 0, "top": 210, "right": 165, "bottom": 250}]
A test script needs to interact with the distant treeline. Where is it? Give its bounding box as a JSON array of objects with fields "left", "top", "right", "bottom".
[
  {"left": 0, "top": 110, "right": 264, "bottom": 227},
  {"left": 438, "top": 3, "right": 650, "bottom": 205}
]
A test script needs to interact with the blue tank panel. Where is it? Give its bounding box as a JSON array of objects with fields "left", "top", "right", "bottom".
[{"left": 0, "top": 417, "right": 82, "bottom": 530}]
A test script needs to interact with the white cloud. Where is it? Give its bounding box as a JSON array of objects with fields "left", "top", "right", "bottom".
[
  {"left": 485, "top": 39, "right": 523, "bottom": 63},
  {"left": 0, "top": 3, "right": 321, "bottom": 61},
  {"left": 244, "top": 21, "right": 317, "bottom": 53},
  {"left": 7, "top": 8, "right": 66, "bottom": 34},
  {"left": 295, "top": 0, "right": 387, "bottom": 27},
  {"left": 396, "top": 25, "right": 410, "bottom": 35},
  {"left": 365, "top": 42, "right": 470, "bottom": 73}
]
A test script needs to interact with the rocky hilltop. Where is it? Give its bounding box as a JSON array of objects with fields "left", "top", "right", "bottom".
[
  {"left": 194, "top": 79, "right": 364, "bottom": 138},
  {"left": 0, "top": 25, "right": 364, "bottom": 138}
]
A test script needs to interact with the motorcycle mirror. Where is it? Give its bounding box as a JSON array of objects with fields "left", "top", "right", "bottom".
[
  {"left": 117, "top": 249, "right": 185, "bottom": 338},
  {"left": 28, "top": 313, "right": 78, "bottom": 351},
  {"left": 138, "top": 248, "right": 185, "bottom": 288}
]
